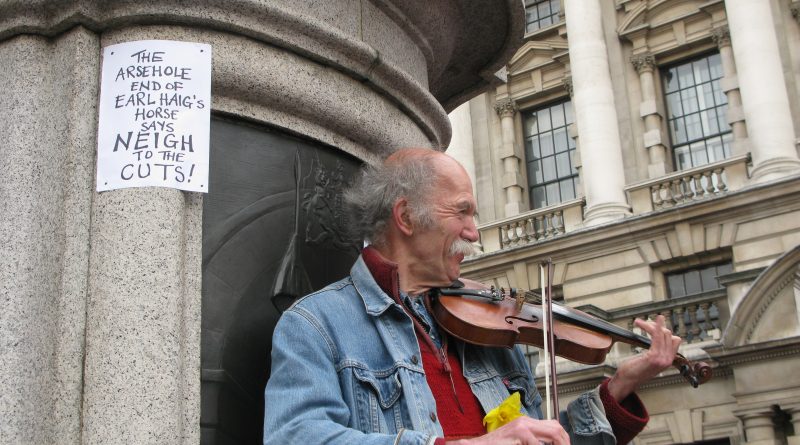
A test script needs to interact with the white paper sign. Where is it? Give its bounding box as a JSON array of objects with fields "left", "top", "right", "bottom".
[{"left": 96, "top": 40, "right": 211, "bottom": 192}]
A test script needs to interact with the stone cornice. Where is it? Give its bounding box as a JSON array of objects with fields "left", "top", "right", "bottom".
[
  {"left": 0, "top": 0, "right": 524, "bottom": 150},
  {"left": 705, "top": 336, "right": 800, "bottom": 368}
]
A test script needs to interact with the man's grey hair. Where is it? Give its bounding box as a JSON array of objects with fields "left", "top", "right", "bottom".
[{"left": 344, "top": 153, "right": 440, "bottom": 246}]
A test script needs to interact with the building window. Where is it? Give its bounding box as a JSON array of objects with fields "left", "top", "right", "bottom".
[
  {"left": 665, "top": 261, "right": 732, "bottom": 342},
  {"left": 663, "top": 53, "right": 732, "bottom": 170},
  {"left": 523, "top": 100, "right": 578, "bottom": 209},
  {"left": 525, "top": 0, "right": 560, "bottom": 33},
  {"left": 666, "top": 262, "right": 732, "bottom": 298}
]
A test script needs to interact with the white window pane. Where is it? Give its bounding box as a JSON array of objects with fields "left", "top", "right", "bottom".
[
  {"left": 556, "top": 151, "right": 571, "bottom": 176},
  {"left": 693, "top": 59, "right": 711, "bottom": 83},
  {"left": 677, "top": 64, "right": 694, "bottom": 89},
  {"left": 698, "top": 83, "right": 715, "bottom": 110},
  {"left": 672, "top": 118, "right": 687, "bottom": 144},
  {"left": 532, "top": 186, "right": 546, "bottom": 208},
  {"left": 666, "top": 92, "right": 682, "bottom": 118},
  {"left": 553, "top": 128, "right": 568, "bottom": 153},
  {"left": 681, "top": 87, "right": 699, "bottom": 114},
  {"left": 564, "top": 101, "right": 574, "bottom": 124},
  {"left": 690, "top": 141, "right": 709, "bottom": 166},
  {"left": 539, "top": 107, "right": 552, "bottom": 132},
  {"left": 560, "top": 178, "right": 575, "bottom": 201},
  {"left": 551, "top": 104, "right": 566, "bottom": 128},
  {"left": 708, "top": 53, "right": 723, "bottom": 79},
  {"left": 675, "top": 145, "right": 692, "bottom": 169},
  {"left": 685, "top": 113, "right": 703, "bottom": 141},
  {"left": 546, "top": 182, "right": 560, "bottom": 205},
  {"left": 700, "top": 109, "right": 719, "bottom": 135},
  {"left": 664, "top": 67, "right": 680, "bottom": 93},
  {"left": 542, "top": 156, "right": 556, "bottom": 182},
  {"left": 540, "top": 133, "right": 554, "bottom": 156}
]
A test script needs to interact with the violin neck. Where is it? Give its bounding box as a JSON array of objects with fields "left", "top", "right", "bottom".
[{"left": 550, "top": 303, "right": 653, "bottom": 349}]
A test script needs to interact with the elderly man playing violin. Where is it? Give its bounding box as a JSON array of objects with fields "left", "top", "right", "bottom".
[{"left": 264, "top": 148, "right": 682, "bottom": 445}]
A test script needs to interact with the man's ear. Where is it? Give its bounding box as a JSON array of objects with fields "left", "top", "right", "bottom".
[{"left": 391, "top": 198, "right": 414, "bottom": 236}]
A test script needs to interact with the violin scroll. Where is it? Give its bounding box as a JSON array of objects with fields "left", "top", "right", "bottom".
[{"left": 674, "top": 355, "right": 713, "bottom": 388}]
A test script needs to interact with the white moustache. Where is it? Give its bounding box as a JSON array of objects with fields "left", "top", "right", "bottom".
[{"left": 449, "top": 238, "right": 476, "bottom": 257}]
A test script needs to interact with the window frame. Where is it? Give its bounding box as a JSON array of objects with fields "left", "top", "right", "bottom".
[
  {"left": 524, "top": 0, "right": 562, "bottom": 34},
  {"left": 660, "top": 51, "right": 733, "bottom": 171},
  {"left": 521, "top": 98, "right": 579, "bottom": 210}
]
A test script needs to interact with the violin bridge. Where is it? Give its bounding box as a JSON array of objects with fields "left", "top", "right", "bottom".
[{"left": 514, "top": 290, "right": 524, "bottom": 312}]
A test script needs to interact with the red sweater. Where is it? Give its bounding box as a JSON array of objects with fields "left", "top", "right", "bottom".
[{"left": 361, "top": 247, "right": 648, "bottom": 444}]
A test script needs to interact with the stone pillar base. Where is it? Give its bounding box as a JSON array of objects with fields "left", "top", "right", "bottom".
[
  {"left": 749, "top": 157, "right": 800, "bottom": 184},
  {"left": 583, "top": 201, "right": 631, "bottom": 227}
]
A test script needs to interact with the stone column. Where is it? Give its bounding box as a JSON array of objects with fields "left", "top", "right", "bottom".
[
  {"left": 564, "top": 0, "right": 631, "bottom": 225},
  {"left": 725, "top": 0, "right": 800, "bottom": 182},
  {"left": 631, "top": 53, "right": 668, "bottom": 177},
  {"left": 495, "top": 98, "right": 525, "bottom": 217},
  {"left": 562, "top": 76, "right": 583, "bottom": 196},
  {"left": 736, "top": 408, "right": 780, "bottom": 445},
  {"left": 711, "top": 26, "right": 749, "bottom": 155},
  {"left": 0, "top": 28, "right": 100, "bottom": 445}
]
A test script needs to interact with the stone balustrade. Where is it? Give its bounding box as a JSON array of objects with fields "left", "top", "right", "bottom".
[
  {"left": 625, "top": 154, "right": 750, "bottom": 214},
  {"left": 477, "top": 198, "right": 584, "bottom": 252},
  {"left": 579, "top": 288, "right": 728, "bottom": 349},
  {"left": 521, "top": 289, "right": 728, "bottom": 375}
]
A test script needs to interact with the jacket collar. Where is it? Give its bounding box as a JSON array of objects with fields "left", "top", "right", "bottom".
[{"left": 351, "top": 246, "right": 402, "bottom": 316}]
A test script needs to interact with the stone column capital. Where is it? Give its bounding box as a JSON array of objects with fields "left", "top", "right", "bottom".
[
  {"left": 711, "top": 25, "right": 731, "bottom": 48},
  {"left": 630, "top": 53, "right": 656, "bottom": 74},
  {"left": 494, "top": 98, "right": 518, "bottom": 117}
]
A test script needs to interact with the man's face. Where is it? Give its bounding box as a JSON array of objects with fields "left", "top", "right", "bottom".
[{"left": 408, "top": 165, "right": 479, "bottom": 287}]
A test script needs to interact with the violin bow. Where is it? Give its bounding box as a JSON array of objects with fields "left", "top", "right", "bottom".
[{"left": 540, "top": 258, "right": 559, "bottom": 420}]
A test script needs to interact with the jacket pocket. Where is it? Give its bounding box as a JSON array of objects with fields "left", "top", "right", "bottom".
[
  {"left": 504, "top": 373, "right": 543, "bottom": 416},
  {"left": 350, "top": 366, "right": 409, "bottom": 433},
  {"left": 353, "top": 367, "right": 403, "bottom": 409}
]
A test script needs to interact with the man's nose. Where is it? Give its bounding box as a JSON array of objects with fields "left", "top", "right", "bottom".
[{"left": 463, "top": 218, "right": 479, "bottom": 243}]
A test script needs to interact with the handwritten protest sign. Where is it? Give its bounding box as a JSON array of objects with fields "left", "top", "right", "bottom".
[{"left": 96, "top": 40, "right": 211, "bottom": 192}]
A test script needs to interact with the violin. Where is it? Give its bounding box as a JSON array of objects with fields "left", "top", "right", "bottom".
[{"left": 429, "top": 277, "right": 712, "bottom": 389}]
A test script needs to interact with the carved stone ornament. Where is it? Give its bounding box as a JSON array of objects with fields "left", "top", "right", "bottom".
[
  {"left": 562, "top": 76, "right": 573, "bottom": 97},
  {"left": 792, "top": 3, "right": 800, "bottom": 23},
  {"left": 630, "top": 53, "right": 656, "bottom": 73},
  {"left": 302, "top": 157, "right": 357, "bottom": 251},
  {"left": 711, "top": 26, "right": 731, "bottom": 48},
  {"left": 494, "top": 98, "right": 518, "bottom": 117}
]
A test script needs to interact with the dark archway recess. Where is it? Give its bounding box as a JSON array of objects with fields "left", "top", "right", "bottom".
[{"left": 201, "top": 117, "right": 362, "bottom": 444}]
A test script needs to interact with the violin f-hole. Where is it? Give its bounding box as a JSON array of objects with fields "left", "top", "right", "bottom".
[{"left": 504, "top": 314, "right": 539, "bottom": 325}]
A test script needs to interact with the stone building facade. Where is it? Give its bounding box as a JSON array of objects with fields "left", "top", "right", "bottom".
[
  {"left": 450, "top": 1, "right": 800, "bottom": 445},
  {"left": 0, "top": 1, "right": 523, "bottom": 444}
]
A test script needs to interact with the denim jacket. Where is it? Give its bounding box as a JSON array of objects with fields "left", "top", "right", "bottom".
[{"left": 264, "top": 255, "right": 618, "bottom": 445}]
